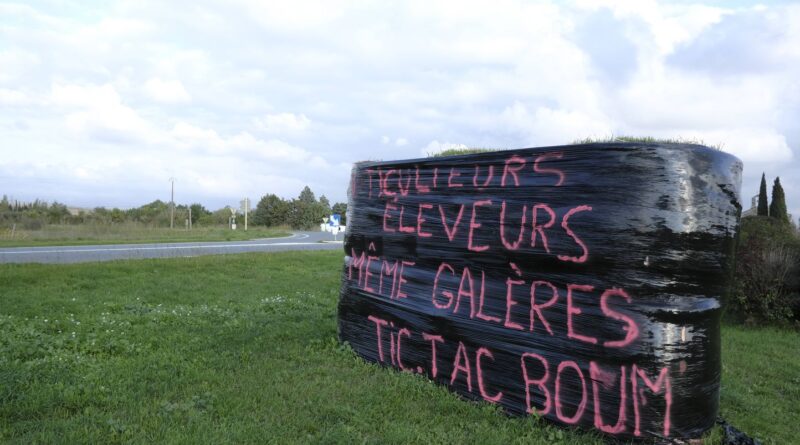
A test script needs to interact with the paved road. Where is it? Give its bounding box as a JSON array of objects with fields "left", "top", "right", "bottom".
[{"left": 0, "top": 231, "right": 344, "bottom": 264}]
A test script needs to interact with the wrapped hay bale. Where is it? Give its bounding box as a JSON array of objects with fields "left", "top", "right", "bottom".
[{"left": 338, "top": 142, "right": 742, "bottom": 440}]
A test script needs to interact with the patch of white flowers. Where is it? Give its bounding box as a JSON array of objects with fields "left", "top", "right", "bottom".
[{"left": 260, "top": 295, "right": 287, "bottom": 304}]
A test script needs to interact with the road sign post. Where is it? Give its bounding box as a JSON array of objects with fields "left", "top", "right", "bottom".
[{"left": 240, "top": 198, "right": 250, "bottom": 231}]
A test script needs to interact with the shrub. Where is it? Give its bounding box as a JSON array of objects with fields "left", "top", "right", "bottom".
[
  {"left": 732, "top": 216, "right": 800, "bottom": 324},
  {"left": 21, "top": 217, "right": 44, "bottom": 231}
]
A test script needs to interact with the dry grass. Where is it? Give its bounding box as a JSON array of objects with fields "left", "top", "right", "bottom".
[{"left": 572, "top": 135, "right": 724, "bottom": 150}]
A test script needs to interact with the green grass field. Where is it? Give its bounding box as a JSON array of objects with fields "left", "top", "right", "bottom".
[
  {"left": 1, "top": 251, "right": 796, "bottom": 444},
  {"left": 0, "top": 224, "right": 291, "bottom": 247}
]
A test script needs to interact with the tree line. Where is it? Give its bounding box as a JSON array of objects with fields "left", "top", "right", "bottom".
[
  {"left": 1, "top": 185, "right": 346, "bottom": 231},
  {"left": 0, "top": 197, "right": 71, "bottom": 229},
  {"left": 252, "top": 186, "right": 347, "bottom": 230},
  {"left": 0, "top": 195, "right": 216, "bottom": 229}
]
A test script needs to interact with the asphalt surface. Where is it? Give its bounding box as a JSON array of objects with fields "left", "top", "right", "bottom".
[{"left": 0, "top": 231, "right": 344, "bottom": 264}]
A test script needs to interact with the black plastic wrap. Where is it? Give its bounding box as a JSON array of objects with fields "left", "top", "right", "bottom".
[{"left": 337, "top": 142, "right": 742, "bottom": 440}]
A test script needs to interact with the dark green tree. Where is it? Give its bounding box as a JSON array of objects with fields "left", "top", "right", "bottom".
[
  {"left": 110, "top": 208, "right": 126, "bottom": 224},
  {"left": 253, "top": 194, "right": 290, "bottom": 227},
  {"left": 287, "top": 200, "right": 314, "bottom": 229},
  {"left": 204, "top": 207, "right": 234, "bottom": 226},
  {"left": 769, "top": 177, "right": 790, "bottom": 224},
  {"left": 46, "top": 201, "right": 70, "bottom": 224},
  {"left": 288, "top": 187, "right": 328, "bottom": 229},
  {"left": 189, "top": 203, "right": 210, "bottom": 225},
  {"left": 298, "top": 186, "right": 316, "bottom": 204},
  {"left": 757, "top": 173, "right": 769, "bottom": 216},
  {"left": 331, "top": 202, "right": 347, "bottom": 225},
  {"left": 319, "top": 195, "right": 331, "bottom": 213},
  {"left": 127, "top": 200, "right": 170, "bottom": 226}
]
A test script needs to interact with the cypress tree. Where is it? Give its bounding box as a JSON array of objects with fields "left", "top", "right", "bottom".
[
  {"left": 757, "top": 173, "right": 769, "bottom": 216},
  {"left": 769, "top": 177, "right": 789, "bottom": 224}
]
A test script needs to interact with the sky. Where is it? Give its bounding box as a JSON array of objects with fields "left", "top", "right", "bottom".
[{"left": 1, "top": 0, "right": 798, "bottom": 218}]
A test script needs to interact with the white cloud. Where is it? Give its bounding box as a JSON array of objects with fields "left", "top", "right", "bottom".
[
  {"left": 239, "top": 0, "right": 347, "bottom": 31},
  {"left": 254, "top": 112, "right": 311, "bottom": 133},
  {"left": 0, "top": 49, "right": 41, "bottom": 83},
  {"left": 170, "top": 121, "right": 326, "bottom": 166},
  {"left": 51, "top": 83, "right": 121, "bottom": 108},
  {"left": 490, "top": 102, "right": 612, "bottom": 146},
  {"left": 170, "top": 121, "right": 221, "bottom": 144},
  {"left": 0, "top": 88, "right": 30, "bottom": 106},
  {"left": 52, "top": 83, "right": 158, "bottom": 143},
  {"left": 143, "top": 78, "right": 191, "bottom": 104},
  {"left": 0, "top": 0, "right": 797, "bottom": 213},
  {"left": 683, "top": 128, "right": 792, "bottom": 164}
]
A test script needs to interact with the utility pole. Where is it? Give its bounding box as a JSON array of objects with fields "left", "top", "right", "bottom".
[
  {"left": 169, "top": 177, "right": 175, "bottom": 229},
  {"left": 188, "top": 206, "right": 192, "bottom": 230}
]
